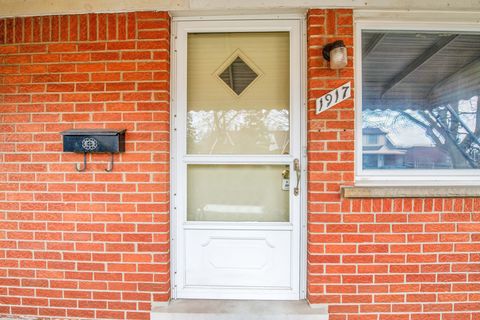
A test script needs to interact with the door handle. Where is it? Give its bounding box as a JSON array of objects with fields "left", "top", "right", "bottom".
[{"left": 293, "top": 158, "right": 300, "bottom": 196}]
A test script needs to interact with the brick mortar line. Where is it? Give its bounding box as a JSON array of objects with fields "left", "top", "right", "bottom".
[{"left": 0, "top": 35, "right": 171, "bottom": 46}]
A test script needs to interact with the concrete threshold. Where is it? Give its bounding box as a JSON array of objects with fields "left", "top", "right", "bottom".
[{"left": 151, "top": 299, "right": 329, "bottom": 320}]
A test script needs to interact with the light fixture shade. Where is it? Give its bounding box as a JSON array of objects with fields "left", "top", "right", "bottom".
[
  {"left": 329, "top": 46, "right": 348, "bottom": 69},
  {"left": 322, "top": 40, "right": 348, "bottom": 70}
]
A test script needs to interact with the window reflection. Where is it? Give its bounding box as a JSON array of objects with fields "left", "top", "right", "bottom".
[
  {"left": 362, "top": 30, "right": 480, "bottom": 170},
  {"left": 363, "top": 97, "right": 479, "bottom": 169},
  {"left": 187, "top": 108, "right": 289, "bottom": 154}
]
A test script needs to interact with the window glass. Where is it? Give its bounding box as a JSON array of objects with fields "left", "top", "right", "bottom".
[
  {"left": 361, "top": 30, "right": 480, "bottom": 170},
  {"left": 365, "top": 134, "right": 379, "bottom": 145},
  {"left": 218, "top": 56, "right": 259, "bottom": 96},
  {"left": 187, "top": 164, "right": 289, "bottom": 222},
  {"left": 187, "top": 32, "right": 290, "bottom": 155}
]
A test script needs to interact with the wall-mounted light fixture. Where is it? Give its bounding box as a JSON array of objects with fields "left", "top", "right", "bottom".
[{"left": 322, "top": 40, "right": 348, "bottom": 70}]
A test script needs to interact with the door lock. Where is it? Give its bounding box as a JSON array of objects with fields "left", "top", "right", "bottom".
[{"left": 282, "top": 168, "right": 290, "bottom": 191}]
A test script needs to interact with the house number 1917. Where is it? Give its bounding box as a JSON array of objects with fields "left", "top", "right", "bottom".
[{"left": 316, "top": 81, "right": 351, "bottom": 114}]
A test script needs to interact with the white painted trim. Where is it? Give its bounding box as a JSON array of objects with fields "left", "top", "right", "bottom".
[
  {"left": 299, "top": 16, "right": 308, "bottom": 301},
  {"left": 182, "top": 155, "right": 294, "bottom": 164},
  {"left": 172, "top": 289, "right": 300, "bottom": 300},
  {"left": 183, "top": 222, "right": 294, "bottom": 230},
  {"left": 184, "top": 0, "right": 480, "bottom": 11},
  {"left": 172, "top": 13, "right": 306, "bottom": 21},
  {"left": 354, "top": 10, "right": 480, "bottom": 24},
  {"left": 354, "top": 18, "right": 480, "bottom": 186},
  {"left": 170, "top": 15, "right": 307, "bottom": 301},
  {"left": 170, "top": 18, "right": 179, "bottom": 300},
  {"left": 2, "top": 0, "right": 479, "bottom": 18}
]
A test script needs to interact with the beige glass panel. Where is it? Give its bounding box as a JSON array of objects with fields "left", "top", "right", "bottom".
[
  {"left": 187, "top": 165, "right": 290, "bottom": 222},
  {"left": 187, "top": 32, "right": 290, "bottom": 154}
]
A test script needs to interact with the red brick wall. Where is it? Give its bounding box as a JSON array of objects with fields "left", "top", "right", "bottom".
[
  {"left": 307, "top": 9, "right": 480, "bottom": 320},
  {"left": 0, "top": 12, "right": 170, "bottom": 320},
  {"left": 1, "top": 7, "right": 479, "bottom": 320}
]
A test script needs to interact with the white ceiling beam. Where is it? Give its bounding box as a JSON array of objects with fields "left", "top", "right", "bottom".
[{"left": 362, "top": 33, "right": 386, "bottom": 60}]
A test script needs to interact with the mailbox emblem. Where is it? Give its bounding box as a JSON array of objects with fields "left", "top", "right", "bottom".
[{"left": 81, "top": 137, "right": 98, "bottom": 151}]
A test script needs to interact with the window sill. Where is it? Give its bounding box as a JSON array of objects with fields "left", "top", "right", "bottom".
[{"left": 341, "top": 186, "right": 480, "bottom": 198}]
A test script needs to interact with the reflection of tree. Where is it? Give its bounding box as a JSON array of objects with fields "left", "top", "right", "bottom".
[
  {"left": 187, "top": 108, "right": 289, "bottom": 154},
  {"left": 364, "top": 96, "right": 480, "bottom": 168}
]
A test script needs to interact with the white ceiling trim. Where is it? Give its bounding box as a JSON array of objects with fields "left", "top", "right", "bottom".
[
  {"left": 0, "top": 0, "right": 479, "bottom": 18},
  {"left": 355, "top": 9, "right": 480, "bottom": 24}
]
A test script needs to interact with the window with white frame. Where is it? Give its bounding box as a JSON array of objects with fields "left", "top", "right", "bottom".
[{"left": 357, "top": 26, "right": 480, "bottom": 181}]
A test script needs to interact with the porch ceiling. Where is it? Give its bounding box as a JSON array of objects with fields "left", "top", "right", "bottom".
[
  {"left": 0, "top": 0, "right": 480, "bottom": 18},
  {"left": 362, "top": 31, "right": 480, "bottom": 110}
]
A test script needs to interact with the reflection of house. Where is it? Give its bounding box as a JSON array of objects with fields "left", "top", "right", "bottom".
[
  {"left": 362, "top": 128, "right": 407, "bottom": 169},
  {"left": 363, "top": 128, "right": 453, "bottom": 169}
]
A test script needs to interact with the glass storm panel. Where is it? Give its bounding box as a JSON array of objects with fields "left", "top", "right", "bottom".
[
  {"left": 187, "top": 32, "right": 290, "bottom": 155},
  {"left": 218, "top": 56, "right": 259, "bottom": 95},
  {"left": 362, "top": 30, "right": 480, "bottom": 170},
  {"left": 187, "top": 165, "right": 290, "bottom": 222}
]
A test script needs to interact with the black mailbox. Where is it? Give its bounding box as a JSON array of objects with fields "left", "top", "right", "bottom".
[
  {"left": 61, "top": 129, "right": 126, "bottom": 153},
  {"left": 60, "top": 129, "right": 126, "bottom": 172}
]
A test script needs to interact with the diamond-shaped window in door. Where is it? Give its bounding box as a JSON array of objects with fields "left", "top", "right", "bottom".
[{"left": 217, "top": 51, "right": 261, "bottom": 96}]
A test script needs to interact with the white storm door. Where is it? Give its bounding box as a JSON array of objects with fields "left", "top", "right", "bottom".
[{"left": 173, "top": 19, "right": 302, "bottom": 300}]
